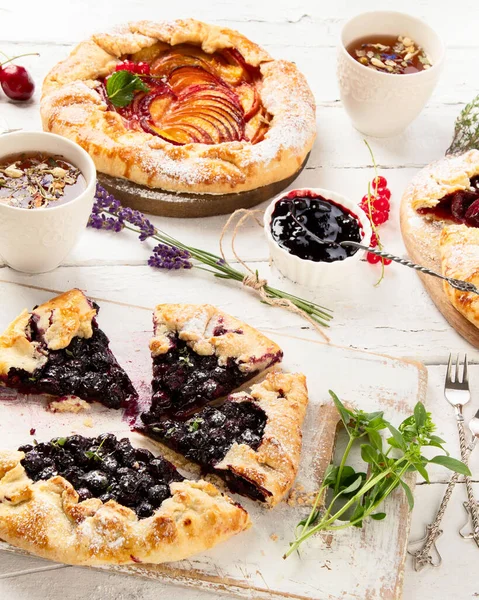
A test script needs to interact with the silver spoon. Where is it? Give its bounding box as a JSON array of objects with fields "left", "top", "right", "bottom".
[{"left": 288, "top": 206, "right": 479, "bottom": 296}]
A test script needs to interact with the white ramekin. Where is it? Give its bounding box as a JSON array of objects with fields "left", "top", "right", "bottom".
[
  {"left": 337, "top": 11, "right": 445, "bottom": 137},
  {"left": 264, "top": 188, "right": 372, "bottom": 288},
  {"left": 0, "top": 131, "right": 96, "bottom": 273}
]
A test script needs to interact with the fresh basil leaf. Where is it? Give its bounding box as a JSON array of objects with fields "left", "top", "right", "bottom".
[
  {"left": 429, "top": 434, "right": 447, "bottom": 445},
  {"left": 65, "top": 349, "right": 74, "bottom": 357},
  {"left": 338, "top": 465, "right": 356, "bottom": 485},
  {"left": 414, "top": 402, "right": 427, "bottom": 430},
  {"left": 387, "top": 424, "right": 406, "bottom": 451},
  {"left": 425, "top": 440, "right": 449, "bottom": 454},
  {"left": 399, "top": 480, "right": 414, "bottom": 510},
  {"left": 360, "top": 444, "right": 378, "bottom": 465},
  {"left": 367, "top": 429, "right": 383, "bottom": 451},
  {"left": 323, "top": 464, "right": 339, "bottom": 487},
  {"left": 350, "top": 502, "right": 364, "bottom": 527},
  {"left": 370, "top": 512, "right": 386, "bottom": 520},
  {"left": 329, "top": 390, "right": 353, "bottom": 431},
  {"left": 341, "top": 475, "right": 363, "bottom": 495},
  {"left": 429, "top": 455, "right": 471, "bottom": 476},
  {"left": 412, "top": 460, "right": 430, "bottom": 483},
  {"left": 106, "top": 70, "right": 150, "bottom": 108}
]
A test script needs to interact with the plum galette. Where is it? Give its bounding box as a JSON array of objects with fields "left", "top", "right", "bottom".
[
  {"left": 40, "top": 19, "right": 316, "bottom": 195},
  {"left": 0, "top": 434, "right": 249, "bottom": 565},
  {"left": 0, "top": 289, "right": 137, "bottom": 409},
  {"left": 140, "top": 371, "right": 308, "bottom": 507},
  {"left": 144, "top": 303, "right": 283, "bottom": 419}
]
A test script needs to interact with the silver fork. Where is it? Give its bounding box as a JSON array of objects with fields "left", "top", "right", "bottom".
[{"left": 409, "top": 354, "right": 478, "bottom": 570}]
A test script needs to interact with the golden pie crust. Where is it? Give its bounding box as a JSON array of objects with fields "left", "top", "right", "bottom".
[
  {"left": 150, "top": 303, "right": 283, "bottom": 371},
  {"left": 40, "top": 19, "right": 316, "bottom": 195},
  {"left": 146, "top": 371, "right": 308, "bottom": 507},
  {"left": 0, "top": 449, "right": 250, "bottom": 565},
  {"left": 0, "top": 289, "right": 96, "bottom": 376},
  {"left": 404, "top": 150, "right": 479, "bottom": 211},
  {"left": 440, "top": 224, "right": 479, "bottom": 329}
]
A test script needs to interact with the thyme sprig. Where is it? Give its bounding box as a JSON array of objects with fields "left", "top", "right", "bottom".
[
  {"left": 284, "top": 391, "right": 470, "bottom": 559},
  {"left": 447, "top": 94, "right": 479, "bottom": 155}
]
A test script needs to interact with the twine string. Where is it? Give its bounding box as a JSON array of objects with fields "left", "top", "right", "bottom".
[{"left": 220, "top": 208, "right": 330, "bottom": 342}]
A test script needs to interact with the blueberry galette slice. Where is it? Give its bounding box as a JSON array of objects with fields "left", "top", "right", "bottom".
[
  {"left": 140, "top": 372, "right": 308, "bottom": 506},
  {"left": 146, "top": 304, "right": 283, "bottom": 420},
  {"left": 0, "top": 434, "right": 250, "bottom": 565},
  {"left": 0, "top": 289, "right": 137, "bottom": 409}
]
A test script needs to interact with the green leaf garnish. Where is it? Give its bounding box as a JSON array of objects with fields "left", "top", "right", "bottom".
[
  {"left": 188, "top": 418, "right": 204, "bottom": 432},
  {"left": 51, "top": 437, "right": 67, "bottom": 448},
  {"left": 106, "top": 70, "right": 150, "bottom": 108},
  {"left": 283, "top": 392, "right": 470, "bottom": 559}
]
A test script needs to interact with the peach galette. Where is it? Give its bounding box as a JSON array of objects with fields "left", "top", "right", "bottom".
[{"left": 40, "top": 19, "right": 316, "bottom": 195}]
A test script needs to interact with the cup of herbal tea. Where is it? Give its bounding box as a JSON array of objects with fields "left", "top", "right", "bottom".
[
  {"left": 0, "top": 131, "right": 96, "bottom": 273},
  {"left": 337, "top": 11, "right": 445, "bottom": 137}
]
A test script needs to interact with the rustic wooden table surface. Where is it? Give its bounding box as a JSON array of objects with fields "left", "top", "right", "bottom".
[{"left": 1, "top": 0, "right": 479, "bottom": 598}]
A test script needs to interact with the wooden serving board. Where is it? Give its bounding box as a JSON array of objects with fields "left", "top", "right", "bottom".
[
  {"left": 97, "top": 154, "right": 310, "bottom": 218},
  {"left": 0, "top": 282, "right": 427, "bottom": 600},
  {"left": 400, "top": 194, "right": 479, "bottom": 349}
]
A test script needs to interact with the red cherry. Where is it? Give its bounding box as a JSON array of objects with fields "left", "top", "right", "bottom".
[
  {"left": 383, "top": 258, "right": 392, "bottom": 265},
  {"left": 373, "top": 197, "right": 390, "bottom": 212},
  {"left": 367, "top": 252, "right": 381, "bottom": 264},
  {"left": 137, "top": 62, "right": 150, "bottom": 75},
  {"left": 372, "top": 176, "right": 388, "bottom": 190},
  {"left": 370, "top": 233, "right": 378, "bottom": 247},
  {"left": 377, "top": 188, "right": 391, "bottom": 200},
  {"left": 0, "top": 64, "right": 35, "bottom": 101}
]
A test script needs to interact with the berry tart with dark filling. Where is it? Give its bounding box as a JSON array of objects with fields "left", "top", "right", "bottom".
[
  {"left": 0, "top": 289, "right": 137, "bottom": 410},
  {"left": 0, "top": 434, "right": 250, "bottom": 565},
  {"left": 40, "top": 19, "right": 316, "bottom": 196},
  {"left": 139, "top": 371, "right": 308, "bottom": 507},
  {"left": 402, "top": 150, "right": 479, "bottom": 330},
  {"left": 143, "top": 303, "right": 283, "bottom": 420}
]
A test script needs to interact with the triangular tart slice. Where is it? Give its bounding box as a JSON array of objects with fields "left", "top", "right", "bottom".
[
  {"left": 0, "top": 289, "right": 137, "bottom": 409},
  {"left": 139, "top": 371, "right": 308, "bottom": 506},
  {"left": 145, "top": 304, "right": 283, "bottom": 420},
  {"left": 0, "top": 433, "right": 249, "bottom": 565}
]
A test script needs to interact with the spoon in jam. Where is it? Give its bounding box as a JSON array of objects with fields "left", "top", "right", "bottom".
[{"left": 289, "top": 205, "right": 479, "bottom": 296}]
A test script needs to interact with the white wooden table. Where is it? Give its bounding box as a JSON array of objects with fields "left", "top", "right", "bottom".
[{"left": 1, "top": 0, "right": 479, "bottom": 597}]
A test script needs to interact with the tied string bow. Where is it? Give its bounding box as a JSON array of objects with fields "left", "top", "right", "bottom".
[{"left": 219, "top": 208, "right": 330, "bottom": 342}]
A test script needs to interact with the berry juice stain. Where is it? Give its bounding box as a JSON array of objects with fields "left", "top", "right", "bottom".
[{"left": 270, "top": 191, "right": 362, "bottom": 263}]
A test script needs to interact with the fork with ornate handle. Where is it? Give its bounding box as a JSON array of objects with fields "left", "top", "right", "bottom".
[
  {"left": 460, "top": 405, "right": 479, "bottom": 541},
  {"left": 408, "top": 354, "right": 479, "bottom": 571},
  {"left": 288, "top": 206, "right": 479, "bottom": 295}
]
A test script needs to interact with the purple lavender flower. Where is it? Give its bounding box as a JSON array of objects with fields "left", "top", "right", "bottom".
[
  {"left": 117, "top": 206, "right": 156, "bottom": 241},
  {"left": 148, "top": 243, "right": 192, "bottom": 270},
  {"left": 88, "top": 212, "right": 125, "bottom": 232}
]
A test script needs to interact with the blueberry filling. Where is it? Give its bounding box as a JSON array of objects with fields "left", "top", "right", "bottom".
[
  {"left": 4, "top": 311, "right": 137, "bottom": 409},
  {"left": 19, "top": 434, "right": 183, "bottom": 518},
  {"left": 417, "top": 175, "right": 479, "bottom": 227},
  {"left": 140, "top": 399, "right": 270, "bottom": 501},
  {"left": 270, "top": 192, "right": 362, "bottom": 263},
  {"left": 144, "top": 337, "right": 281, "bottom": 420}
]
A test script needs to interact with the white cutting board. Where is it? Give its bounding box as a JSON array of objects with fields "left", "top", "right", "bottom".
[{"left": 0, "top": 281, "right": 427, "bottom": 600}]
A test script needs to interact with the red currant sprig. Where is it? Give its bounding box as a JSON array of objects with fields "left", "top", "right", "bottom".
[{"left": 360, "top": 143, "right": 392, "bottom": 282}]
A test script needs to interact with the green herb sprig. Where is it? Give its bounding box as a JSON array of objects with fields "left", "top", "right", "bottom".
[
  {"left": 84, "top": 437, "right": 107, "bottom": 462},
  {"left": 106, "top": 70, "right": 150, "bottom": 108},
  {"left": 284, "top": 391, "right": 470, "bottom": 559},
  {"left": 447, "top": 94, "right": 479, "bottom": 155}
]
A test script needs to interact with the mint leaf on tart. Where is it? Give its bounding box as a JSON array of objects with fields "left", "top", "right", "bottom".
[{"left": 106, "top": 70, "right": 150, "bottom": 108}]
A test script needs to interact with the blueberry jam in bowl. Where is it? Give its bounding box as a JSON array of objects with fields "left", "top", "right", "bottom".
[{"left": 264, "top": 188, "right": 372, "bottom": 287}]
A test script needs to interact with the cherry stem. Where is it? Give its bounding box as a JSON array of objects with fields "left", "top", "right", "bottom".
[{"left": 0, "top": 53, "right": 39, "bottom": 68}]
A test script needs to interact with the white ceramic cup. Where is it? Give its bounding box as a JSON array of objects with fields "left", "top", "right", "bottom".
[
  {"left": 0, "top": 131, "right": 96, "bottom": 273},
  {"left": 264, "top": 188, "right": 372, "bottom": 288},
  {"left": 337, "top": 11, "right": 445, "bottom": 137}
]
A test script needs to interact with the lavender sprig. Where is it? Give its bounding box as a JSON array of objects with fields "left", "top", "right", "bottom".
[{"left": 88, "top": 184, "right": 333, "bottom": 328}]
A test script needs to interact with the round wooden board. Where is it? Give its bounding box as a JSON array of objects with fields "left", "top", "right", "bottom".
[
  {"left": 97, "top": 153, "right": 310, "bottom": 218},
  {"left": 400, "top": 195, "right": 479, "bottom": 348}
]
